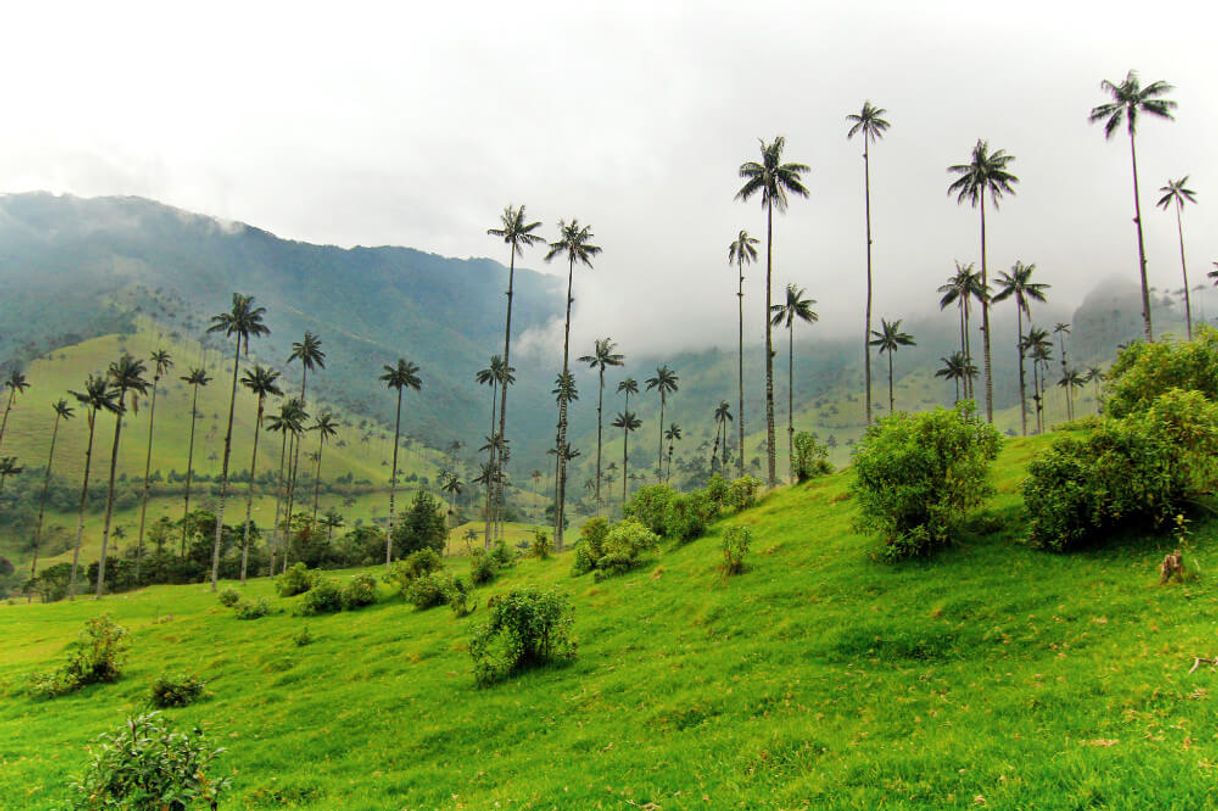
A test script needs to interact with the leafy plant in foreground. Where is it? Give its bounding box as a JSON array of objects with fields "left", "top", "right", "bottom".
[{"left": 469, "top": 587, "right": 576, "bottom": 686}]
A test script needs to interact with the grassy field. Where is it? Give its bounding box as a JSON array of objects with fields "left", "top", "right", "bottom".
[{"left": 3, "top": 433, "right": 1217, "bottom": 809}]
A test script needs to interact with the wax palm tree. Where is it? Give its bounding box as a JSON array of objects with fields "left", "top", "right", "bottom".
[
  {"left": 321, "top": 509, "right": 344, "bottom": 542},
  {"left": 769, "top": 283, "right": 818, "bottom": 482},
  {"left": 440, "top": 471, "right": 463, "bottom": 530},
  {"left": 179, "top": 367, "right": 211, "bottom": 556},
  {"left": 310, "top": 412, "right": 339, "bottom": 522},
  {"left": 664, "top": 423, "right": 682, "bottom": 483},
  {"left": 578, "top": 338, "right": 624, "bottom": 507},
  {"left": 869, "top": 319, "right": 916, "bottom": 414},
  {"left": 937, "top": 262, "right": 985, "bottom": 400},
  {"left": 238, "top": 365, "right": 282, "bottom": 583},
  {"left": 645, "top": 365, "right": 680, "bottom": 479},
  {"left": 935, "top": 352, "right": 975, "bottom": 403},
  {"left": 846, "top": 101, "right": 891, "bottom": 425},
  {"left": 1085, "top": 366, "right": 1105, "bottom": 412},
  {"left": 1156, "top": 176, "right": 1199, "bottom": 338},
  {"left": 727, "top": 229, "right": 759, "bottom": 475},
  {"left": 380, "top": 358, "right": 422, "bottom": 564},
  {"left": 544, "top": 219, "right": 602, "bottom": 549},
  {"left": 1054, "top": 322, "right": 1071, "bottom": 377},
  {"left": 266, "top": 398, "right": 307, "bottom": 571},
  {"left": 96, "top": 354, "right": 150, "bottom": 598},
  {"left": 1023, "top": 327, "right": 1053, "bottom": 433},
  {"left": 475, "top": 355, "right": 512, "bottom": 542},
  {"left": 285, "top": 331, "right": 325, "bottom": 538},
  {"left": 0, "top": 368, "right": 30, "bottom": 454},
  {"left": 0, "top": 456, "right": 22, "bottom": 495},
  {"left": 713, "top": 400, "right": 734, "bottom": 468},
  {"left": 736, "top": 136, "right": 810, "bottom": 486},
  {"left": 1058, "top": 369, "right": 1085, "bottom": 421},
  {"left": 611, "top": 410, "right": 642, "bottom": 508},
  {"left": 948, "top": 140, "right": 1019, "bottom": 422},
  {"left": 1090, "top": 70, "right": 1177, "bottom": 342},
  {"left": 206, "top": 293, "right": 270, "bottom": 591},
  {"left": 992, "top": 262, "right": 1050, "bottom": 435},
  {"left": 67, "top": 375, "right": 119, "bottom": 598},
  {"left": 135, "top": 349, "right": 173, "bottom": 580},
  {"left": 30, "top": 399, "right": 74, "bottom": 584}
]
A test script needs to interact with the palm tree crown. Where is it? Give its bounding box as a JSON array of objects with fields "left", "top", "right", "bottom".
[
  {"left": 1088, "top": 71, "right": 1176, "bottom": 139},
  {"left": 736, "top": 136, "right": 811, "bottom": 211},
  {"left": 208, "top": 293, "right": 270, "bottom": 353},
  {"left": 947, "top": 140, "right": 1019, "bottom": 207},
  {"left": 846, "top": 101, "right": 890, "bottom": 143},
  {"left": 488, "top": 204, "right": 544, "bottom": 256}
]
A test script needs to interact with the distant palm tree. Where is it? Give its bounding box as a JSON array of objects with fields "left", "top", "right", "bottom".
[
  {"left": 1090, "top": 71, "right": 1177, "bottom": 341},
  {"left": 1023, "top": 327, "right": 1053, "bottom": 433},
  {"left": 846, "top": 101, "right": 891, "bottom": 426},
  {"left": 135, "top": 349, "right": 173, "bottom": 581},
  {"left": 475, "top": 355, "right": 513, "bottom": 542},
  {"left": 870, "top": 319, "right": 916, "bottom": 414},
  {"left": 239, "top": 365, "right": 282, "bottom": 583},
  {"left": 206, "top": 293, "right": 270, "bottom": 591},
  {"left": 1085, "top": 366, "right": 1105, "bottom": 411},
  {"left": 713, "top": 400, "right": 734, "bottom": 468},
  {"left": 68, "top": 375, "right": 118, "bottom": 598},
  {"left": 321, "top": 509, "right": 345, "bottom": 542},
  {"left": 380, "top": 358, "right": 422, "bottom": 563},
  {"left": 992, "top": 262, "right": 1050, "bottom": 435},
  {"left": 948, "top": 139, "right": 1019, "bottom": 422},
  {"left": 30, "top": 398, "right": 74, "bottom": 585},
  {"left": 664, "top": 423, "right": 682, "bottom": 483},
  {"left": 285, "top": 331, "right": 325, "bottom": 542},
  {"left": 770, "top": 283, "right": 818, "bottom": 482},
  {"left": 935, "top": 352, "right": 974, "bottom": 403},
  {"left": 1058, "top": 369, "right": 1085, "bottom": 421},
  {"left": 266, "top": 398, "right": 306, "bottom": 572},
  {"left": 1156, "top": 176, "right": 1199, "bottom": 338},
  {"left": 727, "top": 229, "right": 759, "bottom": 476},
  {"left": 310, "top": 412, "right": 339, "bottom": 522},
  {"left": 645, "top": 365, "right": 680, "bottom": 479},
  {"left": 179, "top": 366, "right": 212, "bottom": 556},
  {"left": 611, "top": 410, "right": 642, "bottom": 508},
  {"left": 0, "top": 368, "right": 30, "bottom": 455},
  {"left": 440, "top": 471, "right": 463, "bottom": 530},
  {"left": 545, "top": 219, "right": 602, "bottom": 550},
  {"left": 937, "top": 263, "right": 984, "bottom": 400},
  {"left": 737, "top": 136, "right": 810, "bottom": 486},
  {"left": 96, "top": 354, "right": 150, "bottom": 598},
  {"left": 578, "top": 338, "right": 624, "bottom": 506},
  {"left": 0, "top": 456, "right": 22, "bottom": 495},
  {"left": 1054, "top": 323, "right": 1071, "bottom": 382}
]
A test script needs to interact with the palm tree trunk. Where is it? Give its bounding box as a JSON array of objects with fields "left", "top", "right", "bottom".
[
  {"left": 1128, "top": 127, "right": 1154, "bottom": 342},
  {"left": 764, "top": 201, "right": 777, "bottom": 486},
  {"left": 737, "top": 257, "right": 746, "bottom": 477},
  {"left": 30, "top": 414, "right": 63, "bottom": 589},
  {"left": 863, "top": 138, "right": 874, "bottom": 426},
  {"left": 656, "top": 395, "right": 666, "bottom": 478},
  {"left": 554, "top": 255, "right": 576, "bottom": 550},
  {"left": 240, "top": 398, "right": 265, "bottom": 584},
  {"left": 282, "top": 431, "right": 302, "bottom": 573},
  {"left": 210, "top": 338, "right": 242, "bottom": 591},
  {"left": 595, "top": 368, "right": 604, "bottom": 506},
  {"left": 181, "top": 382, "right": 200, "bottom": 558},
  {"left": 787, "top": 321, "right": 795, "bottom": 483},
  {"left": 1016, "top": 306, "right": 1027, "bottom": 436},
  {"left": 957, "top": 303, "right": 968, "bottom": 399},
  {"left": 1175, "top": 202, "right": 1193, "bottom": 339},
  {"left": 312, "top": 439, "right": 324, "bottom": 522},
  {"left": 495, "top": 250, "right": 517, "bottom": 546},
  {"left": 135, "top": 376, "right": 161, "bottom": 582},
  {"left": 979, "top": 195, "right": 993, "bottom": 423},
  {"left": 96, "top": 394, "right": 128, "bottom": 599},
  {"left": 963, "top": 297, "right": 973, "bottom": 400},
  {"left": 621, "top": 425, "right": 629, "bottom": 509},
  {"left": 386, "top": 387, "right": 403, "bottom": 566},
  {"left": 483, "top": 381, "right": 497, "bottom": 546},
  {"left": 270, "top": 427, "right": 288, "bottom": 570},
  {"left": 69, "top": 415, "right": 97, "bottom": 599},
  {"left": 888, "top": 352, "right": 895, "bottom": 414},
  {"left": 0, "top": 390, "right": 15, "bottom": 455}
]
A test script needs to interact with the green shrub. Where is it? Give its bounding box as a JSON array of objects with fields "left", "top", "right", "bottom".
[
  {"left": 299, "top": 578, "right": 344, "bottom": 615},
  {"left": 529, "top": 529, "right": 552, "bottom": 560},
  {"left": 793, "top": 431, "right": 834, "bottom": 482},
  {"left": 469, "top": 588, "right": 576, "bottom": 686},
  {"left": 447, "top": 576, "right": 474, "bottom": 617},
  {"left": 469, "top": 549, "right": 498, "bottom": 586},
  {"left": 293, "top": 626, "right": 314, "bottom": 647},
  {"left": 665, "top": 490, "right": 718, "bottom": 543},
  {"left": 340, "top": 573, "right": 378, "bottom": 610},
  {"left": 727, "top": 476, "right": 762, "bottom": 512},
  {"left": 384, "top": 548, "right": 443, "bottom": 596},
  {"left": 1025, "top": 389, "right": 1218, "bottom": 551},
  {"left": 217, "top": 587, "right": 241, "bottom": 608},
  {"left": 235, "top": 598, "right": 270, "bottom": 620},
  {"left": 851, "top": 403, "right": 1003, "bottom": 560},
  {"left": 489, "top": 538, "right": 518, "bottom": 570},
  {"left": 1105, "top": 328, "right": 1218, "bottom": 418},
  {"left": 391, "top": 490, "right": 448, "bottom": 556},
  {"left": 275, "top": 563, "right": 315, "bottom": 597},
  {"left": 594, "top": 519, "right": 661, "bottom": 580},
  {"left": 624, "top": 484, "right": 677, "bottom": 535},
  {"left": 405, "top": 572, "right": 452, "bottom": 610},
  {"left": 571, "top": 517, "right": 611, "bottom": 576},
  {"left": 704, "top": 475, "right": 730, "bottom": 510},
  {"left": 721, "top": 525, "right": 753, "bottom": 575},
  {"left": 149, "top": 672, "right": 207, "bottom": 708},
  {"left": 67, "top": 712, "right": 230, "bottom": 810}
]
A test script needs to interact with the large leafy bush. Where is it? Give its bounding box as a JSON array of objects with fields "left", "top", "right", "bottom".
[
  {"left": 469, "top": 588, "right": 576, "bottom": 686},
  {"left": 793, "top": 431, "right": 834, "bottom": 482},
  {"left": 1105, "top": 328, "right": 1218, "bottom": 418},
  {"left": 30, "top": 615, "right": 129, "bottom": 699},
  {"left": 275, "top": 563, "right": 315, "bottom": 597}
]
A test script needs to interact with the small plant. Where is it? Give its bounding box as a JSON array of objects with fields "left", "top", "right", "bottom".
[
  {"left": 293, "top": 626, "right": 314, "bottom": 647},
  {"left": 404, "top": 572, "right": 452, "bottom": 610},
  {"left": 299, "top": 577, "right": 343, "bottom": 615},
  {"left": 275, "top": 563, "right": 315, "bottom": 597},
  {"left": 235, "top": 598, "right": 270, "bottom": 620},
  {"left": 727, "top": 475, "right": 762, "bottom": 512},
  {"left": 704, "top": 474, "right": 730, "bottom": 510},
  {"left": 793, "top": 431, "right": 834, "bottom": 482},
  {"left": 489, "top": 539, "right": 518, "bottom": 570},
  {"left": 529, "top": 529, "right": 552, "bottom": 560},
  {"left": 571, "top": 517, "right": 610, "bottom": 576},
  {"left": 447, "top": 576, "right": 474, "bottom": 617},
  {"left": 593, "top": 519, "right": 661, "bottom": 580},
  {"left": 469, "top": 587, "right": 576, "bottom": 686},
  {"left": 721, "top": 525, "right": 753, "bottom": 576},
  {"left": 469, "top": 549, "right": 498, "bottom": 586},
  {"left": 665, "top": 490, "right": 718, "bottom": 543},
  {"left": 341, "top": 573, "right": 378, "bottom": 610},
  {"left": 217, "top": 587, "right": 241, "bottom": 608},
  {"left": 624, "top": 484, "right": 677, "bottom": 535},
  {"left": 30, "top": 615, "right": 130, "bottom": 699},
  {"left": 67, "top": 712, "right": 230, "bottom": 810},
  {"left": 149, "top": 672, "right": 207, "bottom": 708},
  {"left": 384, "top": 548, "right": 443, "bottom": 595}
]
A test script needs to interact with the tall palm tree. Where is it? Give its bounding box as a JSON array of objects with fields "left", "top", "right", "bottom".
[
  {"left": 1054, "top": 323, "right": 1071, "bottom": 378},
  {"left": 266, "top": 397, "right": 306, "bottom": 572},
  {"left": 578, "top": 338, "right": 624, "bottom": 506},
  {"left": 935, "top": 352, "right": 976, "bottom": 404},
  {"left": 645, "top": 365, "right": 680, "bottom": 479},
  {"left": 992, "top": 262, "right": 1050, "bottom": 435},
  {"left": 937, "top": 263, "right": 984, "bottom": 400},
  {"left": 727, "top": 230, "right": 759, "bottom": 476},
  {"left": 309, "top": 412, "right": 339, "bottom": 522},
  {"left": 846, "top": 101, "right": 891, "bottom": 426},
  {"left": 96, "top": 354, "right": 150, "bottom": 598},
  {"left": 30, "top": 399, "right": 74, "bottom": 585},
  {"left": 713, "top": 400, "right": 734, "bottom": 469},
  {"left": 736, "top": 136, "right": 810, "bottom": 486},
  {"left": 285, "top": 332, "right": 325, "bottom": 540},
  {"left": 1023, "top": 327, "right": 1053, "bottom": 433},
  {"left": 544, "top": 219, "right": 601, "bottom": 549},
  {"left": 135, "top": 349, "right": 173, "bottom": 580},
  {"left": 1086, "top": 366, "right": 1105, "bottom": 410},
  {"left": 440, "top": 471, "right": 463, "bottom": 531},
  {"left": 1058, "top": 369, "right": 1085, "bottom": 421},
  {"left": 869, "top": 319, "right": 916, "bottom": 414},
  {"left": 664, "top": 423, "right": 682, "bottom": 483},
  {"left": 769, "top": 283, "right": 818, "bottom": 482},
  {"left": 475, "top": 355, "right": 510, "bottom": 542},
  {"left": 0, "top": 456, "right": 22, "bottom": 495},
  {"left": 380, "top": 359, "right": 422, "bottom": 564},
  {"left": 611, "top": 410, "right": 642, "bottom": 508},
  {"left": 67, "top": 375, "right": 118, "bottom": 598},
  {"left": 179, "top": 367, "right": 212, "bottom": 556},
  {"left": 948, "top": 139, "right": 1019, "bottom": 423},
  {"left": 206, "top": 293, "right": 270, "bottom": 591},
  {"left": 0, "top": 368, "right": 30, "bottom": 454},
  {"left": 1090, "top": 70, "right": 1177, "bottom": 342},
  {"left": 1156, "top": 176, "right": 1199, "bottom": 338},
  {"left": 321, "top": 509, "right": 345, "bottom": 542},
  {"left": 239, "top": 365, "right": 282, "bottom": 583}
]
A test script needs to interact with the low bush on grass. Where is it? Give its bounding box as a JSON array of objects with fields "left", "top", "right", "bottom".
[
  {"left": 727, "top": 475, "right": 762, "bottom": 512},
  {"left": 625, "top": 484, "right": 677, "bottom": 536},
  {"left": 721, "top": 526, "right": 753, "bottom": 576},
  {"left": 793, "top": 431, "right": 834, "bottom": 481},
  {"left": 405, "top": 572, "right": 454, "bottom": 610},
  {"left": 275, "top": 563, "right": 315, "bottom": 598},
  {"left": 594, "top": 520, "right": 661, "bottom": 580},
  {"left": 571, "top": 517, "right": 611, "bottom": 576},
  {"left": 293, "top": 626, "right": 314, "bottom": 647},
  {"left": 447, "top": 576, "right": 474, "bottom": 617},
  {"left": 1105, "top": 327, "right": 1218, "bottom": 418},
  {"left": 851, "top": 402, "right": 1002, "bottom": 560},
  {"left": 29, "top": 615, "right": 129, "bottom": 699},
  {"left": 67, "top": 712, "right": 230, "bottom": 811},
  {"left": 489, "top": 539, "right": 518, "bottom": 570},
  {"left": 469, "top": 587, "right": 576, "bottom": 686},
  {"left": 469, "top": 549, "right": 498, "bottom": 586},
  {"left": 529, "top": 529, "right": 552, "bottom": 560},
  {"left": 149, "top": 672, "right": 207, "bottom": 708},
  {"left": 665, "top": 490, "right": 719, "bottom": 543},
  {"left": 704, "top": 474, "right": 730, "bottom": 510},
  {"left": 217, "top": 587, "right": 241, "bottom": 608},
  {"left": 340, "top": 573, "right": 378, "bottom": 610},
  {"left": 384, "top": 548, "right": 443, "bottom": 596},
  {"left": 299, "top": 578, "right": 343, "bottom": 615},
  {"left": 234, "top": 598, "right": 270, "bottom": 620}
]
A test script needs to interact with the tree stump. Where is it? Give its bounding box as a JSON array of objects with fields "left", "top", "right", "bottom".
[{"left": 1160, "top": 549, "right": 1184, "bottom": 584}]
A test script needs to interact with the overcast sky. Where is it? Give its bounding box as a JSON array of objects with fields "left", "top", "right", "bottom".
[{"left": 2, "top": 0, "right": 1215, "bottom": 356}]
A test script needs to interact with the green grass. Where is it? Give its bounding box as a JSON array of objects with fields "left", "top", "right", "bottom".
[{"left": 4, "top": 434, "right": 1218, "bottom": 809}]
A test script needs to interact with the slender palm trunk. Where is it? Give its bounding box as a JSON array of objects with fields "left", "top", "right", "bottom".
[
  {"left": 736, "top": 257, "right": 746, "bottom": 477},
  {"left": 240, "top": 397, "right": 266, "bottom": 584},
  {"left": 181, "top": 382, "right": 201, "bottom": 557},
  {"left": 96, "top": 392, "right": 129, "bottom": 599},
  {"left": 554, "top": 256, "right": 575, "bottom": 550},
  {"left": 957, "top": 304, "right": 968, "bottom": 399},
  {"left": 764, "top": 202, "right": 777, "bottom": 486},
  {"left": 963, "top": 297, "right": 973, "bottom": 400},
  {"left": 69, "top": 415, "right": 97, "bottom": 599},
  {"left": 135, "top": 376, "right": 161, "bottom": 581},
  {"left": 656, "top": 395, "right": 666, "bottom": 478},
  {"left": 386, "top": 387, "right": 403, "bottom": 566},
  {"left": 483, "top": 381, "right": 497, "bottom": 546},
  {"left": 1174, "top": 202, "right": 1193, "bottom": 339},
  {"left": 282, "top": 431, "right": 304, "bottom": 573},
  {"left": 311, "top": 438, "right": 325, "bottom": 522},
  {"left": 887, "top": 352, "right": 895, "bottom": 414},
  {"left": 1033, "top": 362, "right": 1043, "bottom": 433},
  {"left": 787, "top": 322, "right": 795, "bottom": 483},
  {"left": 495, "top": 250, "right": 518, "bottom": 547},
  {"left": 953, "top": 375, "right": 960, "bottom": 404},
  {"left": 621, "top": 427, "right": 630, "bottom": 509},
  {"left": 863, "top": 139, "right": 875, "bottom": 425},
  {"left": 0, "top": 390, "right": 16, "bottom": 454},
  {"left": 1128, "top": 127, "right": 1154, "bottom": 342},
  {"left": 1016, "top": 305, "right": 1027, "bottom": 436},
  {"left": 594, "top": 368, "right": 604, "bottom": 506},
  {"left": 666, "top": 445, "right": 673, "bottom": 483},
  {"left": 270, "top": 427, "right": 288, "bottom": 571},
  {"left": 979, "top": 196, "right": 993, "bottom": 423},
  {"left": 210, "top": 339, "right": 242, "bottom": 591},
  {"left": 30, "top": 413, "right": 64, "bottom": 589}
]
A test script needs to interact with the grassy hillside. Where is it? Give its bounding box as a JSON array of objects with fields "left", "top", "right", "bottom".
[{"left": 4, "top": 434, "right": 1217, "bottom": 809}]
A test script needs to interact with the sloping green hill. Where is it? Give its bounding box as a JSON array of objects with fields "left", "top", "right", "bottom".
[{"left": 3, "top": 435, "right": 1215, "bottom": 809}]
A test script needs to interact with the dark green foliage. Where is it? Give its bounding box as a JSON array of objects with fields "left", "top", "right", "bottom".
[
  {"left": 571, "top": 516, "right": 610, "bottom": 576},
  {"left": 149, "top": 672, "right": 207, "bottom": 708},
  {"left": 275, "top": 563, "right": 316, "bottom": 597},
  {"left": 488, "top": 539, "right": 517, "bottom": 570},
  {"left": 335, "top": 526, "right": 388, "bottom": 568},
  {"left": 340, "top": 573, "right": 378, "bottom": 610},
  {"left": 624, "top": 484, "right": 677, "bottom": 535},
  {"left": 392, "top": 491, "right": 447, "bottom": 556},
  {"left": 851, "top": 403, "right": 1002, "bottom": 560},
  {"left": 385, "top": 548, "right": 443, "bottom": 596},
  {"left": 469, "top": 587, "right": 576, "bottom": 686},
  {"left": 1025, "top": 389, "right": 1218, "bottom": 551},
  {"left": 704, "top": 474, "right": 730, "bottom": 510},
  {"left": 30, "top": 615, "right": 129, "bottom": 699},
  {"left": 592, "top": 519, "right": 662, "bottom": 580},
  {"left": 665, "top": 490, "right": 719, "bottom": 543},
  {"left": 721, "top": 526, "right": 753, "bottom": 576},
  {"left": 67, "top": 712, "right": 230, "bottom": 810},
  {"left": 727, "top": 476, "right": 762, "bottom": 512},
  {"left": 1105, "top": 328, "right": 1218, "bottom": 418},
  {"left": 26, "top": 561, "right": 73, "bottom": 602},
  {"left": 300, "top": 578, "right": 344, "bottom": 615},
  {"left": 447, "top": 576, "right": 474, "bottom": 617},
  {"left": 217, "top": 587, "right": 241, "bottom": 608},
  {"left": 792, "top": 431, "right": 833, "bottom": 482},
  {"left": 404, "top": 572, "right": 453, "bottom": 610},
  {"left": 529, "top": 529, "right": 552, "bottom": 560},
  {"left": 293, "top": 626, "right": 314, "bottom": 647},
  {"left": 234, "top": 598, "right": 270, "bottom": 620},
  {"left": 469, "top": 549, "right": 498, "bottom": 586}
]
